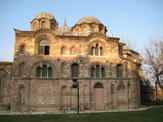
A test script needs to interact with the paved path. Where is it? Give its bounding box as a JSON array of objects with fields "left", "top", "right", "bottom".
[{"left": 0, "top": 106, "right": 163, "bottom": 115}]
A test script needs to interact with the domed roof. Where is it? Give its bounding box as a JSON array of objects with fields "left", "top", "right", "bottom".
[
  {"left": 34, "top": 13, "right": 54, "bottom": 19},
  {"left": 58, "top": 19, "right": 71, "bottom": 34},
  {"left": 76, "top": 16, "right": 101, "bottom": 24}
]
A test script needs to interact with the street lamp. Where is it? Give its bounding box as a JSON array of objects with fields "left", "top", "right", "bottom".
[{"left": 72, "top": 79, "right": 79, "bottom": 115}]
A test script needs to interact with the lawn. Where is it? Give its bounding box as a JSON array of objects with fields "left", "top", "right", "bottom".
[{"left": 0, "top": 107, "right": 163, "bottom": 122}]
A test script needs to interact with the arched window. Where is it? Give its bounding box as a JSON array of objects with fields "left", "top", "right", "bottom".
[
  {"left": 100, "top": 47, "right": 103, "bottom": 56},
  {"left": 51, "top": 23, "right": 55, "bottom": 30},
  {"left": 36, "top": 65, "right": 52, "bottom": 78},
  {"left": 70, "top": 46, "right": 77, "bottom": 55},
  {"left": 91, "top": 47, "right": 94, "bottom": 55},
  {"left": 95, "top": 44, "right": 99, "bottom": 56},
  {"left": 90, "top": 43, "right": 103, "bottom": 56},
  {"left": 34, "top": 22, "right": 38, "bottom": 30},
  {"left": 42, "top": 65, "right": 47, "bottom": 77},
  {"left": 20, "top": 45, "right": 25, "bottom": 54},
  {"left": 39, "top": 39, "right": 49, "bottom": 55},
  {"left": 96, "top": 65, "right": 100, "bottom": 77},
  {"left": 36, "top": 66, "right": 41, "bottom": 77},
  {"left": 92, "top": 26, "right": 95, "bottom": 33},
  {"left": 91, "top": 65, "right": 105, "bottom": 78},
  {"left": 76, "top": 29, "right": 79, "bottom": 35},
  {"left": 71, "top": 63, "right": 79, "bottom": 77},
  {"left": 116, "top": 64, "right": 123, "bottom": 77},
  {"left": 61, "top": 46, "right": 66, "bottom": 55},
  {"left": 94, "top": 83, "right": 103, "bottom": 88},
  {"left": 48, "top": 67, "right": 52, "bottom": 77},
  {"left": 101, "top": 67, "right": 105, "bottom": 77},
  {"left": 91, "top": 67, "right": 95, "bottom": 77},
  {"left": 41, "top": 21, "right": 46, "bottom": 28},
  {"left": 83, "top": 27, "right": 87, "bottom": 36}
]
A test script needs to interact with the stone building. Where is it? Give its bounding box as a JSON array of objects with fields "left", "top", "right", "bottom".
[{"left": 0, "top": 13, "right": 142, "bottom": 113}]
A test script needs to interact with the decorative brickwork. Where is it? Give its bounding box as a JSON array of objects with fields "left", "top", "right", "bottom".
[{"left": 0, "top": 13, "right": 142, "bottom": 113}]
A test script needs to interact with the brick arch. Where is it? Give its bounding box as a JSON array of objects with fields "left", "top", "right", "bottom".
[
  {"left": 29, "top": 60, "right": 55, "bottom": 77},
  {"left": 34, "top": 31, "right": 55, "bottom": 55},
  {"left": 60, "top": 45, "right": 67, "bottom": 55},
  {"left": 87, "top": 39, "right": 106, "bottom": 56},
  {"left": 70, "top": 46, "right": 78, "bottom": 55}
]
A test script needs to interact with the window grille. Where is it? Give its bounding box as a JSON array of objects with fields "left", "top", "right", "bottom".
[{"left": 71, "top": 63, "right": 79, "bottom": 77}]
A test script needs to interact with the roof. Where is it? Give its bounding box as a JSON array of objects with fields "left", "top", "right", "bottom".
[
  {"left": 34, "top": 13, "right": 54, "bottom": 19},
  {"left": 76, "top": 16, "right": 102, "bottom": 24},
  {"left": 58, "top": 19, "right": 71, "bottom": 34}
]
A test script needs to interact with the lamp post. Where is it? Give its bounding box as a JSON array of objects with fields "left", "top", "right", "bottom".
[{"left": 72, "top": 79, "right": 79, "bottom": 115}]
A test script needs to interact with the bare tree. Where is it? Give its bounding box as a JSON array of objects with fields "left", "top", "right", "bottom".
[{"left": 141, "top": 39, "right": 163, "bottom": 101}]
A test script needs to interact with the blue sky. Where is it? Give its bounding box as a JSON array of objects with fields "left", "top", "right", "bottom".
[{"left": 0, "top": 0, "right": 163, "bottom": 61}]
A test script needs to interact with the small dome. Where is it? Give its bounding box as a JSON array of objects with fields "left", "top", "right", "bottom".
[
  {"left": 58, "top": 19, "right": 71, "bottom": 34},
  {"left": 34, "top": 13, "right": 54, "bottom": 19},
  {"left": 76, "top": 16, "right": 101, "bottom": 24}
]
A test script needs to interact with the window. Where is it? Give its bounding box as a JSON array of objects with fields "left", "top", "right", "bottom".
[
  {"left": 95, "top": 44, "right": 99, "bottom": 56},
  {"left": 100, "top": 47, "right": 103, "bottom": 56},
  {"left": 118, "top": 45, "right": 123, "bottom": 56},
  {"left": 76, "top": 29, "right": 79, "bottom": 35},
  {"left": 61, "top": 46, "right": 66, "bottom": 55},
  {"left": 92, "top": 26, "right": 95, "bottom": 32},
  {"left": 20, "top": 45, "right": 25, "bottom": 54},
  {"left": 51, "top": 23, "right": 55, "bottom": 30},
  {"left": 36, "top": 65, "right": 52, "bottom": 78},
  {"left": 91, "top": 65, "right": 105, "bottom": 78},
  {"left": 91, "top": 67, "right": 95, "bottom": 77},
  {"left": 48, "top": 67, "right": 52, "bottom": 77},
  {"left": 36, "top": 67, "right": 41, "bottom": 77},
  {"left": 99, "top": 26, "right": 102, "bottom": 32},
  {"left": 91, "top": 47, "right": 94, "bottom": 55},
  {"left": 116, "top": 64, "right": 123, "bottom": 77},
  {"left": 71, "top": 63, "right": 79, "bottom": 77},
  {"left": 70, "top": 46, "right": 77, "bottom": 55},
  {"left": 96, "top": 65, "right": 100, "bottom": 77},
  {"left": 101, "top": 67, "right": 105, "bottom": 77},
  {"left": 90, "top": 43, "right": 103, "bottom": 56},
  {"left": 39, "top": 40, "right": 49, "bottom": 55},
  {"left": 41, "top": 21, "right": 46, "bottom": 28},
  {"left": 42, "top": 65, "right": 47, "bottom": 77},
  {"left": 94, "top": 83, "right": 103, "bottom": 88},
  {"left": 83, "top": 27, "right": 87, "bottom": 36},
  {"left": 34, "top": 22, "right": 38, "bottom": 30}
]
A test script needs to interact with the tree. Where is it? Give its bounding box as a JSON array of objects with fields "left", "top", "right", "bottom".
[{"left": 141, "top": 39, "right": 163, "bottom": 101}]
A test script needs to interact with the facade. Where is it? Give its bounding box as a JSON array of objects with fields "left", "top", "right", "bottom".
[{"left": 0, "top": 13, "right": 142, "bottom": 113}]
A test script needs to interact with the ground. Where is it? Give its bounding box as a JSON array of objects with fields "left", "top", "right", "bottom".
[{"left": 0, "top": 107, "right": 163, "bottom": 122}]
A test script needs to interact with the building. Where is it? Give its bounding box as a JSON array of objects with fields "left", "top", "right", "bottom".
[{"left": 0, "top": 13, "right": 142, "bottom": 113}]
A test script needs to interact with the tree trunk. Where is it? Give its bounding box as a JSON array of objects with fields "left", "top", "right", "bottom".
[{"left": 155, "top": 82, "right": 158, "bottom": 101}]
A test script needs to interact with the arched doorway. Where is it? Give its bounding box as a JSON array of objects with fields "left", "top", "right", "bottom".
[{"left": 94, "top": 83, "right": 104, "bottom": 111}]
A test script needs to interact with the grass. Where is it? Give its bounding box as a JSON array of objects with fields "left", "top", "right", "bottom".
[
  {"left": 142, "top": 101, "right": 163, "bottom": 106},
  {"left": 0, "top": 107, "right": 163, "bottom": 122}
]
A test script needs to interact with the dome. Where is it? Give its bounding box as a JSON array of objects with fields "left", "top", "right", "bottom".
[
  {"left": 58, "top": 19, "right": 71, "bottom": 34},
  {"left": 34, "top": 13, "right": 54, "bottom": 19},
  {"left": 76, "top": 16, "right": 102, "bottom": 24}
]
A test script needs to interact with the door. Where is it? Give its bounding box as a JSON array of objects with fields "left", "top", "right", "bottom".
[{"left": 94, "top": 83, "right": 104, "bottom": 111}]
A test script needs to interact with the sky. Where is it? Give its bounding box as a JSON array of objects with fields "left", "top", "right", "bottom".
[{"left": 0, "top": 0, "right": 163, "bottom": 61}]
